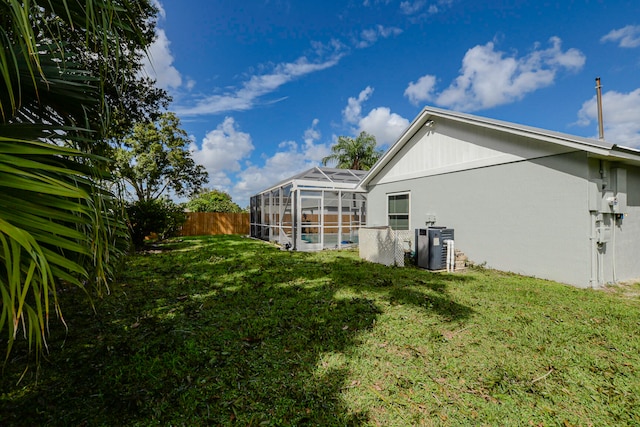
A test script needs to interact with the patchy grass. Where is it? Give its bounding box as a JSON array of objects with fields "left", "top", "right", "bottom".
[{"left": 1, "top": 235, "right": 640, "bottom": 426}]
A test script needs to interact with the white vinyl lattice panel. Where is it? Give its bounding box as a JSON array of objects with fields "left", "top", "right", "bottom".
[
  {"left": 393, "top": 230, "right": 413, "bottom": 266},
  {"left": 359, "top": 228, "right": 414, "bottom": 267}
]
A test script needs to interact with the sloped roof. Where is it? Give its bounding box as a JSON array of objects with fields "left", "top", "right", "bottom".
[
  {"left": 286, "top": 167, "right": 367, "bottom": 184},
  {"left": 361, "top": 106, "right": 640, "bottom": 187},
  {"left": 255, "top": 167, "right": 368, "bottom": 195}
]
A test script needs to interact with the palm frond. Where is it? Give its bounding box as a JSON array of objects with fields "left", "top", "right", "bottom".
[{"left": 0, "top": 0, "right": 154, "bottom": 358}]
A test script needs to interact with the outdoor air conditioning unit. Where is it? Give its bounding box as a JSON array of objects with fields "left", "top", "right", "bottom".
[{"left": 415, "top": 227, "right": 454, "bottom": 270}]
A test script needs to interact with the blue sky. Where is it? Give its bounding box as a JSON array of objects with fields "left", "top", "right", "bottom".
[{"left": 143, "top": 0, "right": 640, "bottom": 206}]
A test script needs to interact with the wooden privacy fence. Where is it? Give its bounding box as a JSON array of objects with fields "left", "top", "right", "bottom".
[{"left": 179, "top": 212, "right": 250, "bottom": 236}]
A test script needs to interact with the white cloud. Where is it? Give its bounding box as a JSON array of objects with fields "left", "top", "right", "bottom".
[
  {"left": 576, "top": 88, "right": 640, "bottom": 148},
  {"left": 343, "top": 86, "right": 374, "bottom": 124},
  {"left": 400, "top": 0, "right": 427, "bottom": 14},
  {"left": 185, "top": 77, "right": 196, "bottom": 91},
  {"left": 411, "top": 37, "right": 585, "bottom": 111},
  {"left": 233, "top": 153, "right": 312, "bottom": 205},
  {"left": 363, "top": 0, "right": 392, "bottom": 6},
  {"left": 189, "top": 117, "right": 331, "bottom": 206},
  {"left": 151, "top": 0, "right": 166, "bottom": 20},
  {"left": 400, "top": 0, "right": 452, "bottom": 16},
  {"left": 204, "top": 170, "right": 233, "bottom": 190},
  {"left": 358, "top": 107, "right": 410, "bottom": 146},
  {"left": 302, "top": 119, "right": 331, "bottom": 162},
  {"left": 190, "top": 117, "right": 254, "bottom": 173},
  {"left": 176, "top": 40, "right": 347, "bottom": 116},
  {"left": 142, "top": 28, "right": 183, "bottom": 90},
  {"left": 303, "top": 118, "right": 321, "bottom": 146},
  {"left": 304, "top": 118, "right": 320, "bottom": 142},
  {"left": 356, "top": 25, "right": 403, "bottom": 48},
  {"left": 342, "top": 87, "right": 409, "bottom": 146},
  {"left": 404, "top": 74, "right": 437, "bottom": 105},
  {"left": 601, "top": 25, "right": 640, "bottom": 48},
  {"left": 140, "top": 2, "right": 181, "bottom": 90},
  {"left": 231, "top": 119, "right": 331, "bottom": 205}
]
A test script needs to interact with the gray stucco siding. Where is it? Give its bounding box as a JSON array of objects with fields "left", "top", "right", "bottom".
[
  {"left": 610, "top": 166, "right": 640, "bottom": 282},
  {"left": 367, "top": 151, "right": 593, "bottom": 287}
]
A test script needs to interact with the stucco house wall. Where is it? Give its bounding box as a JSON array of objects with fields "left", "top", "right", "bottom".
[
  {"left": 596, "top": 162, "right": 640, "bottom": 283},
  {"left": 362, "top": 107, "right": 640, "bottom": 288}
]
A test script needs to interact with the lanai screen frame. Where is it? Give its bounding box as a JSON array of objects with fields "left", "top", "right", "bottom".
[{"left": 250, "top": 167, "right": 367, "bottom": 251}]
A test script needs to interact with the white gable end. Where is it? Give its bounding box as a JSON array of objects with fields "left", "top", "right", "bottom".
[{"left": 371, "top": 117, "right": 575, "bottom": 186}]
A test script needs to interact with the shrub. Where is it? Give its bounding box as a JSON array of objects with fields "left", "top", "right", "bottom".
[{"left": 126, "top": 199, "right": 186, "bottom": 249}]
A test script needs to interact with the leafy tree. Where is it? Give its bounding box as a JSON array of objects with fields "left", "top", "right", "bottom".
[
  {"left": 321, "top": 131, "right": 383, "bottom": 170},
  {"left": 108, "top": 77, "right": 172, "bottom": 142},
  {"left": 185, "top": 189, "right": 245, "bottom": 213},
  {"left": 116, "top": 112, "right": 209, "bottom": 202},
  {"left": 32, "top": 0, "right": 169, "bottom": 143},
  {"left": 0, "top": 0, "right": 159, "bottom": 356}
]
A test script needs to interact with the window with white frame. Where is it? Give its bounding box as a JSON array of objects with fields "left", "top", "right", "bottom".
[{"left": 388, "top": 193, "right": 409, "bottom": 230}]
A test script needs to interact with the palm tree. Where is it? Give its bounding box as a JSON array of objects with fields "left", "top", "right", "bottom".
[
  {"left": 321, "top": 131, "right": 383, "bottom": 170},
  {"left": 0, "top": 0, "right": 154, "bottom": 357}
]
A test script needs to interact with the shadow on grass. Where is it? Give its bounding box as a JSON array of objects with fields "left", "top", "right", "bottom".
[
  {"left": 324, "top": 255, "right": 474, "bottom": 321},
  {"left": 1, "top": 235, "right": 473, "bottom": 426}
]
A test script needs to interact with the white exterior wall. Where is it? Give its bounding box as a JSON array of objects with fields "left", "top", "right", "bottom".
[
  {"left": 368, "top": 153, "right": 593, "bottom": 286},
  {"left": 366, "top": 119, "right": 595, "bottom": 287},
  {"left": 601, "top": 164, "right": 640, "bottom": 283}
]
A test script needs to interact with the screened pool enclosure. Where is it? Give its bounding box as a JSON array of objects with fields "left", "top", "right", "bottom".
[{"left": 250, "top": 167, "right": 367, "bottom": 251}]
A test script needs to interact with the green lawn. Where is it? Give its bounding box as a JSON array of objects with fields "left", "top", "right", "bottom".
[{"left": 2, "top": 235, "right": 640, "bottom": 426}]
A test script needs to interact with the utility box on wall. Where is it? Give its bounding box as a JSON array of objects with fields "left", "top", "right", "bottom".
[
  {"left": 415, "top": 227, "right": 454, "bottom": 270},
  {"left": 612, "top": 167, "right": 627, "bottom": 214}
]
